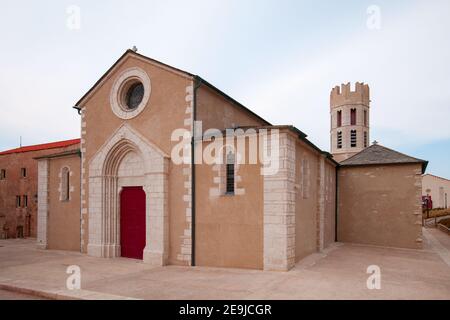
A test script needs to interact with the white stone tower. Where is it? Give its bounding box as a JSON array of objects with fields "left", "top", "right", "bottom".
[{"left": 330, "top": 82, "right": 370, "bottom": 162}]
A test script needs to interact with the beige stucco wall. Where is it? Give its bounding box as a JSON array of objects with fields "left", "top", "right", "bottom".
[
  {"left": 291, "top": 138, "right": 337, "bottom": 263},
  {"left": 47, "top": 154, "right": 81, "bottom": 251},
  {"left": 294, "top": 141, "right": 319, "bottom": 261},
  {"left": 194, "top": 86, "right": 268, "bottom": 269},
  {"left": 422, "top": 174, "right": 450, "bottom": 209},
  {"left": 196, "top": 85, "right": 265, "bottom": 132},
  {"left": 338, "top": 164, "right": 423, "bottom": 249},
  {"left": 195, "top": 139, "right": 264, "bottom": 269}
]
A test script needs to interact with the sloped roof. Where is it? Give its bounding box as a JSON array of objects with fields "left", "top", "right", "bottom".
[
  {"left": 340, "top": 143, "right": 428, "bottom": 173},
  {"left": 74, "top": 49, "right": 271, "bottom": 126},
  {"left": 0, "top": 139, "right": 80, "bottom": 156},
  {"left": 34, "top": 148, "right": 81, "bottom": 160},
  {"left": 423, "top": 173, "right": 450, "bottom": 182}
]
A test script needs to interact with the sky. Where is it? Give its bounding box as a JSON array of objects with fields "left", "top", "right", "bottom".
[{"left": 0, "top": 0, "right": 449, "bottom": 178}]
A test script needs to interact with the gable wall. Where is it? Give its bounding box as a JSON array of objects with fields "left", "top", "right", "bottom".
[{"left": 80, "top": 55, "right": 194, "bottom": 265}]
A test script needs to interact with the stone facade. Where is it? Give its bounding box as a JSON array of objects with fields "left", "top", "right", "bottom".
[{"left": 263, "top": 132, "right": 296, "bottom": 271}]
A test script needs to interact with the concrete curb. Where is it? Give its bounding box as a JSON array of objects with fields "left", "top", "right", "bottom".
[{"left": 0, "top": 281, "right": 141, "bottom": 300}]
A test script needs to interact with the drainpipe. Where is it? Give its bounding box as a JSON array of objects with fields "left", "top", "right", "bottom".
[
  {"left": 73, "top": 105, "right": 82, "bottom": 251},
  {"left": 191, "top": 77, "right": 202, "bottom": 266},
  {"left": 335, "top": 165, "right": 339, "bottom": 242}
]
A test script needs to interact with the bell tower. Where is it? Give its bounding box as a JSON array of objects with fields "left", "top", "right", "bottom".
[{"left": 330, "top": 82, "right": 370, "bottom": 162}]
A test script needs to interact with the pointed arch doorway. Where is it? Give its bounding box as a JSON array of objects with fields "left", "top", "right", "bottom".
[{"left": 87, "top": 124, "right": 170, "bottom": 266}]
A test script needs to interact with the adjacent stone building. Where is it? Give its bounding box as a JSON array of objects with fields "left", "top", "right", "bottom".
[
  {"left": 422, "top": 174, "right": 450, "bottom": 209},
  {"left": 338, "top": 143, "right": 427, "bottom": 249},
  {"left": 0, "top": 139, "right": 80, "bottom": 239}
]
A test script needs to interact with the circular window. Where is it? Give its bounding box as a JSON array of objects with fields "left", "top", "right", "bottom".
[
  {"left": 110, "top": 67, "right": 151, "bottom": 119},
  {"left": 125, "top": 82, "right": 144, "bottom": 110}
]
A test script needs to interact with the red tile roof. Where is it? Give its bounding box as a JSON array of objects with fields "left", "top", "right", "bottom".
[{"left": 0, "top": 139, "right": 80, "bottom": 156}]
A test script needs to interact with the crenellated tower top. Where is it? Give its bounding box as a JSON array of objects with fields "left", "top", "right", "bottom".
[
  {"left": 330, "top": 82, "right": 371, "bottom": 162},
  {"left": 330, "top": 82, "right": 370, "bottom": 109}
]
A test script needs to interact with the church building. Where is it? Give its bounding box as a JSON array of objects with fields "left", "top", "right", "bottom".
[{"left": 31, "top": 49, "right": 427, "bottom": 271}]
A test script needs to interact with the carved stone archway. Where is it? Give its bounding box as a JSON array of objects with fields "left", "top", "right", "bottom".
[{"left": 87, "top": 124, "right": 169, "bottom": 265}]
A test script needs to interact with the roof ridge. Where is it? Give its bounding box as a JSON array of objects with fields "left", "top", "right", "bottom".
[
  {"left": 338, "top": 144, "right": 375, "bottom": 163},
  {"left": 0, "top": 138, "right": 80, "bottom": 156},
  {"left": 372, "top": 143, "right": 426, "bottom": 163},
  {"left": 339, "top": 143, "right": 428, "bottom": 173}
]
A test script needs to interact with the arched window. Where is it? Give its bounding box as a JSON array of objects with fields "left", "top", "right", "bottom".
[
  {"left": 61, "top": 167, "right": 70, "bottom": 201},
  {"left": 337, "top": 110, "right": 342, "bottom": 127},
  {"left": 350, "top": 108, "right": 356, "bottom": 126}
]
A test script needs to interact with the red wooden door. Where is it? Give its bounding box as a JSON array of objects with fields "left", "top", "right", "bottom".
[{"left": 120, "top": 187, "right": 146, "bottom": 260}]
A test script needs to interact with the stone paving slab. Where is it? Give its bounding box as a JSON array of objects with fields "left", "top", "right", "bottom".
[{"left": 0, "top": 229, "right": 449, "bottom": 300}]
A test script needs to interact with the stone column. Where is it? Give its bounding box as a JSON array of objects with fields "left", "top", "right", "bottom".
[
  {"left": 143, "top": 170, "right": 169, "bottom": 266},
  {"left": 37, "top": 159, "right": 49, "bottom": 249},
  {"left": 263, "top": 132, "right": 296, "bottom": 271},
  {"left": 316, "top": 155, "right": 326, "bottom": 252}
]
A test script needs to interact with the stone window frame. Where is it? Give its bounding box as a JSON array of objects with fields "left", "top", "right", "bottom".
[
  {"left": 59, "top": 166, "right": 72, "bottom": 202},
  {"left": 209, "top": 140, "right": 245, "bottom": 198},
  {"left": 110, "top": 67, "right": 151, "bottom": 120},
  {"left": 0, "top": 169, "right": 5, "bottom": 180}
]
